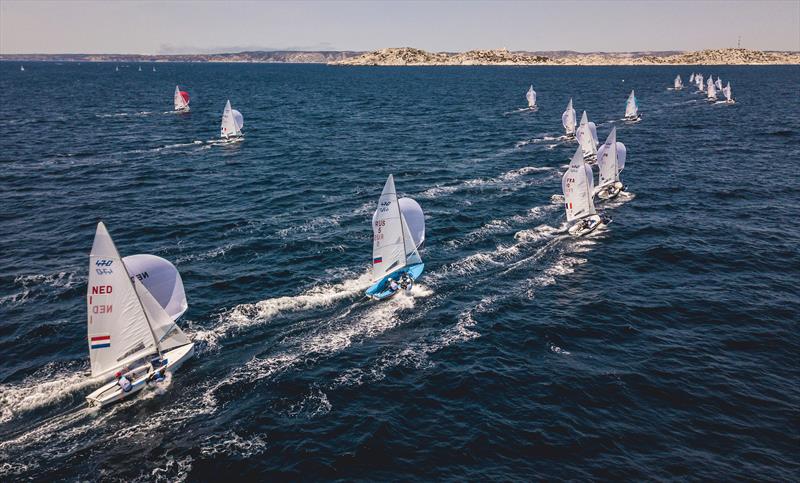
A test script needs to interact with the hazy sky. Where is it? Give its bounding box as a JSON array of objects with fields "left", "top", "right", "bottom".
[{"left": 1, "top": 0, "right": 798, "bottom": 54}]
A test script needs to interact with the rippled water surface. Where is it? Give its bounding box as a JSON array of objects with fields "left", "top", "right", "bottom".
[{"left": 1, "top": 62, "right": 799, "bottom": 481}]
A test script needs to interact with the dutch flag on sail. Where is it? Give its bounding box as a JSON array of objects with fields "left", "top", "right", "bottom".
[{"left": 90, "top": 335, "right": 110, "bottom": 349}]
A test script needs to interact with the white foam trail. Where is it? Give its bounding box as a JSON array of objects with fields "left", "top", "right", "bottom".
[
  {"left": 277, "top": 214, "right": 342, "bottom": 237},
  {"left": 174, "top": 243, "right": 233, "bottom": 264},
  {"left": 199, "top": 430, "right": 268, "bottom": 458},
  {"left": 0, "top": 361, "right": 99, "bottom": 424},
  {"left": 448, "top": 204, "right": 558, "bottom": 249},
  {"left": 190, "top": 269, "right": 373, "bottom": 351},
  {"left": 1, "top": 271, "right": 82, "bottom": 306},
  {"left": 418, "top": 165, "right": 551, "bottom": 200}
]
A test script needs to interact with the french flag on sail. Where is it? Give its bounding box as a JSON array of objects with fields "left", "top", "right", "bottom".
[
  {"left": 373, "top": 257, "right": 382, "bottom": 264},
  {"left": 90, "top": 335, "right": 110, "bottom": 349}
]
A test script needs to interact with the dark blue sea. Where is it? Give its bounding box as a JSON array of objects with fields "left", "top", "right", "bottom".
[{"left": 1, "top": 62, "right": 798, "bottom": 481}]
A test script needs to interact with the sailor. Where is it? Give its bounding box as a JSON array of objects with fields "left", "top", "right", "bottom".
[
  {"left": 117, "top": 372, "right": 132, "bottom": 393},
  {"left": 388, "top": 278, "right": 399, "bottom": 292},
  {"left": 400, "top": 273, "right": 413, "bottom": 292}
]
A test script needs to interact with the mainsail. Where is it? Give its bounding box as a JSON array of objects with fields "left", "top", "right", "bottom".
[
  {"left": 715, "top": 77, "right": 723, "bottom": 90},
  {"left": 220, "top": 100, "right": 243, "bottom": 138},
  {"left": 174, "top": 86, "right": 190, "bottom": 111},
  {"left": 625, "top": 90, "right": 638, "bottom": 118},
  {"left": 576, "top": 111, "right": 598, "bottom": 158},
  {"left": 562, "top": 98, "right": 576, "bottom": 135},
  {"left": 87, "top": 223, "right": 159, "bottom": 378},
  {"left": 596, "top": 127, "right": 627, "bottom": 188},
  {"left": 526, "top": 85, "right": 537, "bottom": 108},
  {"left": 371, "top": 175, "right": 422, "bottom": 282},
  {"left": 562, "top": 147, "right": 596, "bottom": 222},
  {"left": 696, "top": 74, "right": 704, "bottom": 91},
  {"left": 674, "top": 75, "right": 683, "bottom": 89},
  {"left": 707, "top": 78, "right": 717, "bottom": 99},
  {"left": 689, "top": 73, "right": 695, "bottom": 83}
]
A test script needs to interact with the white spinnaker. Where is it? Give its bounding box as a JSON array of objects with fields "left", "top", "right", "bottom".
[
  {"left": 674, "top": 75, "right": 682, "bottom": 89},
  {"left": 526, "top": 85, "right": 536, "bottom": 108},
  {"left": 597, "top": 127, "right": 627, "bottom": 187},
  {"left": 562, "top": 98, "right": 576, "bottom": 135},
  {"left": 625, "top": 90, "right": 638, "bottom": 117},
  {"left": 88, "top": 223, "right": 158, "bottom": 378},
  {"left": 397, "top": 197, "right": 425, "bottom": 249},
  {"left": 562, "top": 147, "right": 596, "bottom": 222},
  {"left": 134, "top": 278, "right": 190, "bottom": 353},
  {"left": 221, "top": 100, "right": 241, "bottom": 138},
  {"left": 723, "top": 82, "right": 732, "bottom": 101},
  {"left": 123, "top": 254, "right": 188, "bottom": 320},
  {"left": 576, "top": 111, "right": 598, "bottom": 157},
  {"left": 232, "top": 110, "right": 244, "bottom": 131},
  {"left": 372, "top": 175, "right": 407, "bottom": 282},
  {"left": 174, "top": 86, "right": 188, "bottom": 110},
  {"left": 707, "top": 78, "right": 717, "bottom": 99}
]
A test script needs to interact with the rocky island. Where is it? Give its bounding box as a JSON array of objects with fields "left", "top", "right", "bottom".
[{"left": 331, "top": 47, "right": 800, "bottom": 66}]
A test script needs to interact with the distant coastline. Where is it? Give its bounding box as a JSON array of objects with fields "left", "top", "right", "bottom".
[{"left": 2, "top": 47, "right": 798, "bottom": 65}]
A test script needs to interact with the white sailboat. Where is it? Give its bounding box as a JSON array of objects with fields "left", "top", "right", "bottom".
[
  {"left": 562, "top": 98, "right": 577, "bottom": 138},
  {"left": 220, "top": 100, "right": 244, "bottom": 139},
  {"left": 696, "top": 73, "right": 704, "bottom": 92},
  {"left": 138, "top": 65, "right": 142, "bottom": 72},
  {"left": 563, "top": 147, "right": 604, "bottom": 237},
  {"left": 20, "top": 65, "right": 24, "bottom": 72},
  {"left": 575, "top": 111, "right": 598, "bottom": 161},
  {"left": 706, "top": 77, "right": 717, "bottom": 101},
  {"left": 174, "top": 85, "right": 190, "bottom": 112},
  {"left": 723, "top": 81, "right": 735, "bottom": 104},
  {"left": 674, "top": 75, "right": 683, "bottom": 90},
  {"left": 689, "top": 73, "right": 695, "bottom": 83},
  {"left": 153, "top": 66, "right": 157, "bottom": 72},
  {"left": 526, "top": 85, "right": 537, "bottom": 109},
  {"left": 115, "top": 66, "right": 119, "bottom": 72},
  {"left": 595, "top": 127, "right": 627, "bottom": 200},
  {"left": 624, "top": 90, "right": 640, "bottom": 121},
  {"left": 85, "top": 222, "right": 194, "bottom": 407},
  {"left": 365, "top": 175, "right": 425, "bottom": 301},
  {"left": 715, "top": 76, "right": 723, "bottom": 91}
]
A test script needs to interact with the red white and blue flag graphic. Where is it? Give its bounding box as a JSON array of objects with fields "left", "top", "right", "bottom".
[{"left": 90, "top": 334, "right": 110, "bottom": 349}]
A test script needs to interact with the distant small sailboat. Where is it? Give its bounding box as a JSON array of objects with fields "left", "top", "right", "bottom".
[
  {"left": 576, "top": 111, "right": 598, "bottom": 161},
  {"left": 20, "top": 65, "right": 24, "bottom": 72},
  {"left": 85, "top": 222, "right": 194, "bottom": 407},
  {"left": 624, "top": 90, "right": 640, "bottom": 121},
  {"left": 674, "top": 75, "right": 683, "bottom": 90},
  {"left": 723, "top": 82, "right": 735, "bottom": 104},
  {"left": 689, "top": 73, "right": 695, "bottom": 83},
  {"left": 220, "top": 100, "right": 244, "bottom": 139},
  {"left": 706, "top": 77, "right": 717, "bottom": 101},
  {"left": 595, "top": 127, "right": 627, "bottom": 200},
  {"left": 174, "top": 85, "right": 190, "bottom": 112},
  {"left": 562, "top": 98, "right": 577, "bottom": 138},
  {"left": 138, "top": 66, "right": 142, "bottom": 72},
  {"left": 153, "top": 66, "right": 156, "bottom": 72},
  {"left": 696, "top": 73, "right": 705, "bottom": 92},
  {"left": 115, "top": 66, "right": 119, "bottom": 72},
  {"left": 563, "top": 147, "right": 605, "bottom": 237},
  {"left": 526, "top": 85, "right": 537, "bottom": 109},
  {"left": 715, "top": 76, "right": 723, "bottom": 91},
  {"left": 365, "top": 175, "right": 425, "bottom": 301}
]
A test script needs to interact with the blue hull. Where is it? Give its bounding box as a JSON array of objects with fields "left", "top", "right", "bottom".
[{"left": 365, "top": 263, "right": 425, "bottom": 300}]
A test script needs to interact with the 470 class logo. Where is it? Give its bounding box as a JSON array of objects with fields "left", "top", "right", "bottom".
[{"left": 95, "top": 259, "right": 114, "bottom": 267}]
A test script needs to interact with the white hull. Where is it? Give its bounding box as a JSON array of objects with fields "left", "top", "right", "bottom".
[
  {"left": 86, "top": 343, "right": 194, "bottom": 407},
  {"left": 596, "top": 182, "right": 623, "bottom": 200},
  {"left": 568, "top": 215, "right": 603, "bottom": 237}
]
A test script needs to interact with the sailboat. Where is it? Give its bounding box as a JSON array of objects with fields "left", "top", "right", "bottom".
[
  {"left": 696, "top": 73, "right": 705, "bottom": 92},
  {"left": 595, "top": 127, "right": 627, "bottom": 200},
  {"left": 562, "top": 98, "right": 577, "bottom": 138},
  {"left": 706, "top": 77, "right": 717, "bottom": 101},
  {"left": 85, "top": 222, "right": 194, "bottom": 407},
  {"left": 723, "top": 81, "right": 735, "bottom": 104},
  {"left": 674, "top": 75, "right": 683, "bottom": 90},
  {"left": 174, "top": 85, "right": 190, "bottom": 112},
  {"left": 153, "top": 66, "right": 157, "bottom": 72},
  {"left": 575, "top": 111, "right": 598, "bottom": 161},
  {"left": 220, "top": 100, "right": 244, "bottom": 139},
  {"left": 624, "top": 90, "right": 640, "bottom": 121},
  {"left": 138, "top": 65, "right": 142, "bottom": 72},
  {"left": 563, "top": 147, "right": 605, "bottom": 237},
  {"left": 526, "top": 85, "right": 537, "bottom": 110},
  {"left": 20, "top": 65, "right": 24, "bottom": 72},
  {"left": 689, "top": 73, "right": 695, "bottom": 83},
  {"left": 715, "top": 76, "right": 723, "bottom": 91},
  {"left": 115, "top": 66, "right": 119, "bottom": 72},
  {"left": 365, "top": 175, "right": 425, "bottom": 301}
]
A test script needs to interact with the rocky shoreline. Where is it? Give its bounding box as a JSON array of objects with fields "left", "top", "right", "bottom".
[{"left": 331, "top": 47, "right": 800, "bottom": 66}]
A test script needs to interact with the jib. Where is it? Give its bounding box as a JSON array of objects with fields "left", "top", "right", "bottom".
[
  {"left": 92, "top": 305, "right": 113, "bottom": 314},
  {"left": 91, "top": 285, "right": 113, "bottom": 295}
]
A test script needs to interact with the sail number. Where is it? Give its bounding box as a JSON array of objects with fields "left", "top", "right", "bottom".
[
  {"left": 374, "top": 219, "right": 385, "bottom": 241},
  {"left": 91, "top": 285, "right": 113, "bottom": 294}
]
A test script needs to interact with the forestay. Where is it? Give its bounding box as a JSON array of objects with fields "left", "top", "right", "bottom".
[
  {"left": 87, "top": 223, "right": 158, "bottom": 378},
  {"left": 123, "top": 254, "right": 188, "bottom": 321},
  {"left": 576, "top": 111, "right": 598, "bottom": 157},
  {"left": 625, "top": 90, "right": 638, "bottom": 118},
  {"left": 526, "top": 85, "right": 536, "bottom": 108},
  {"left": 562, "top": 147, "right": 596, "bottom": 222},
  {"left": 371, "top": 175, "right": 422, "bottom": 282},
  {"left": 562, "top": 98, "right": 576, "bottom": 135},
  {"left": 596, "top": 127, "right": 627, "bottom": 188}
]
